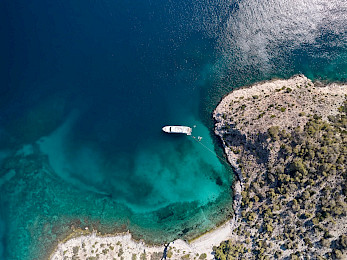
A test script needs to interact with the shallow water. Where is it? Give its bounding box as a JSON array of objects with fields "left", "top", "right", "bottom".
[{"left": 1, "top": 0, "right": 346, "bottom": 259}]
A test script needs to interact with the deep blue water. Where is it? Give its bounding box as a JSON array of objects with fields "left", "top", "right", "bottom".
[{"left": 1, "top": 0, "right": 346, "bottom": 259}]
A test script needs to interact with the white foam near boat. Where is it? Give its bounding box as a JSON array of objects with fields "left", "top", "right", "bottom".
[{"left": 162, "top": 125, "right": 192, "bottom": 135}]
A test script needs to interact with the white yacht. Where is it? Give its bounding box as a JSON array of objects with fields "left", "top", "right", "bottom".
[{"left": 162, "top": 125, "right": 192, "bottom": 135}]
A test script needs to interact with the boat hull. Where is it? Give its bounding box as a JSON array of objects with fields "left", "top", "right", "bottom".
[{"left": 162, "top": 126, "right": 192, "bottom": 135}]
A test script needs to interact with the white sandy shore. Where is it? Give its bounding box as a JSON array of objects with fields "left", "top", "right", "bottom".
[{"left": 50, "top": 220, "right": 235, "bottom": 260}]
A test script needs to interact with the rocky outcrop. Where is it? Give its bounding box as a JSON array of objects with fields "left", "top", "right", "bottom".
[{"left": 213, "top": 75, "right": 347, "bottom": 259}]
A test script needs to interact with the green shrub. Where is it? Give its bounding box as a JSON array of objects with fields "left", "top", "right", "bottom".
[
  {"left": 167, "top": 250, "right": 173, "bottom": 258},
  {"left": 340, "top": 234, "right": 347, "bottom": 249},
  {"left": 73, "top": 246, "right": 79, "bottom": 254},
  {"left": 266, "top": 224, "right": 273, "bottom": 233},
  {"left": 268, "top": 126, "right": 280, "bottom": 140},
  {"left": 334, "top": 249, "right": 343, "bottom": 259},
  {"left": 140, "top": 252, "right": 147, "bottom": 260},
  {"left": 291, "top": 158, "right": 307, "bottom": 175}
]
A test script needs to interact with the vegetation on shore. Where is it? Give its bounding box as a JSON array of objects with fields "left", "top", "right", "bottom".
[{"left": 213, "top": 76, "right": 347, "bottom": 259}]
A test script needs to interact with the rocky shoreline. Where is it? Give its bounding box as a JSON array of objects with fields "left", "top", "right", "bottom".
[
  {"left": 213, "top": 75, "right": 347, "bottom": 259},
  {"left": 49, "top": 75, "right": 346, "bottom": 259}
]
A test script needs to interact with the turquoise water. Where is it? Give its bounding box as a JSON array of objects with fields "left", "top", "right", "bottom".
[{"left": 1, "top": 0, "right": 346, "bottom": 259}]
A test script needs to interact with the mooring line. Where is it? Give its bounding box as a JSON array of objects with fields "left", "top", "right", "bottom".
[{"left": 190, "top": 135, "right": 230, "bottom": 166}]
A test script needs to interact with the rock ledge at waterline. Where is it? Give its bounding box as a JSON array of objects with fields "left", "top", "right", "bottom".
[{"left": 213, "top": 75, "right": 347, "bottom": 259}]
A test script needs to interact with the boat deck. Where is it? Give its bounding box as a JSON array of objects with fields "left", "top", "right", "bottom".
[{"left": 162, "top": 126, "right": 192, "bottom": 135}]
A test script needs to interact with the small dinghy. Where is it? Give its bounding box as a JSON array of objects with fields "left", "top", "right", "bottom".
[{"left": 162, "top": 126, "right": 192, "bottom": 135}]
